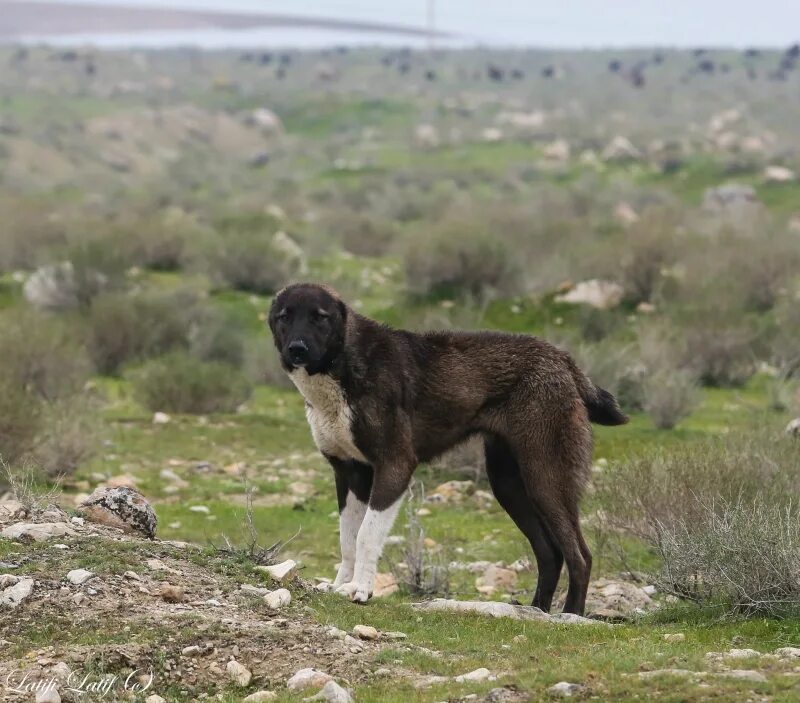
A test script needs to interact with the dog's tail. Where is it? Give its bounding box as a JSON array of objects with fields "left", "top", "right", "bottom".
[{"left": 570, "top": 361, "right": 629, "bottom": 426}]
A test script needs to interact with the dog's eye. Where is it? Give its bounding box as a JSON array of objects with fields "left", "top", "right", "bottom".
[
  {"left": 276, "top": 309, "right": 290, "bottom": 321},
  {"left": 311, "top": 309, "right": 330, "bottom": 322}
]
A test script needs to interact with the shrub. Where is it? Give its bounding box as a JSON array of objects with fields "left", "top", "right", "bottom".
[
  {"left": 682, "top": 319, "right": 757, "bottom": 387},
  {"left": 189, "top": 308, "right": 247, "bottom": 367},
  {"left": 320, "top": 211, "right": 398, "bottom": 257},
  {"left": 32, "top": 397, "right": 99, "bottom": 477},
  {"left": 0, "top": 379, "right": 40, "bottom": 465},
  {"left": 86, "top": 291, "right": 193, "bottom": 375},
  {"left": 131, "top": 352, "right": 252, "bottom": 414},
  {"left": 641, "top": 368, "right": 700, "bottom": 429},
  {"left": 404, "top": 216, "right": 518, "bottom": 299}
]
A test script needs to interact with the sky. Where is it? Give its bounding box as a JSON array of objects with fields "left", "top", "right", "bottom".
[{"left": 26, "top": 0, "right": 800, "bottom": 48}]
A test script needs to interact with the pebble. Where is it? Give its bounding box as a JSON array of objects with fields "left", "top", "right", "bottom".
[
  {"left": 455, "top": 667, "right": 492, "bottom": 682},
  {"left": 264, "top": 588, "right": 291, "bottom": 609},
  {"left": 181, "top": 645, "right": 201, "bottom": 656},
  {"left": 663, "top": 633, "right": 685, "bottom": 643},
  {"left": 258, "top": 559, "right": 297, "bottom": 582},
  {"left": 303, "top": 680, "right": 353, "bottom": 703},
  {"left": 35, "top": 689, "right": 60, "bottom": 703},
  {"left": 548, "top": 681, "right": 584, "bottom": 697},
  {"left": 776, "top": 646, "right": 800, "bottom": 658},
  {"left": 1, "top": 577, "right": 34, "bottom": 608},
  {"left": 226, "top": 659, "right": 252, "bottom": 687},
  {"left": 152, "top": 412, "right": 171, "bottom": 424},
  {"left": 66, "top": 569, "right": 94, "bottom": 585},
  {"left": 243, "top": 693, "right": 277, "bottom": 702},
  {"left": 287, "top": 668, "right": 333, "bottom": 691},
  {"left": 145, "top": 696, "right": 167, "bottom": 703},
  {"left": 717, "top": 670, "right": 767, "bottom": 683}
]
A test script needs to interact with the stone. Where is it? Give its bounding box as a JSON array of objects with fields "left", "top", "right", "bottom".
[
  {"left": 373, "top": 572, "right": 398, "bottom": 598},
  {"left": 726, "top": 648, "right": 761, "bottom": 659},
  {"left": 638, "top": 669, "right": 695, "bottom": 679},
  {"left": 614, "top": 201, "right": 640, "bottom": 225},
  {"left": 555, "top": 280, "right": 624, "bottom": 310},
  {"left": 66, "top": 569, "right": 94, "bottom": 585},
  {"left": 414, "top": 124, "right": 440, "bottom": 149},
  {"left": 764, "top": 165, "right": 796, "bottom": 183},
  {"left": 160, "top": 584, "right": 185, "bottom": 603},
  {"left": 543, "top": 139, "right": 570, "bottom": 162},
  {"left": 78, "top": 486, "right": 157, "bottom": 538},
  {"left": 244, "top": 693, "right": 277, "bottom": 702},
  {"left": 784, "top": 418, "right": 800, "bottom": 438},
  {"left": 717, "top": 670, "right": 767, "bottom": 683},
  {"left": 475, "top": 565, "right": 518, "bottom": 594},
  {"left": 248, "top": 108, "right": 283, "bottom": 134},
  {"left": 353, "top": 624, "right": 379, "bottom": 640},
  {"left": 145, "top": 696, "right": 167, "bottom": 703},
  {"left": 1, "top": 577, "right": 34, "bottom": 608},
  {"left": 775, "top": 646, "right": 800, "bottom": 658},
  {"left": 482, "top": 127, "right": 504, "bottom": 143},
  {"left": 583, "top": 578, "right": 653, "bottom": 618},
  {"left": 455, "top": 668, "right": 492, "bottom": 682},
  {"left": 703, "top": 184, "right": 759, "bottom": 211},
  {"left": 663, "top": 633, "right": 685, "bottom": 643},
  {"left": 430, "top": 480, "right": 474, "bottom": 502},
  {"left": 181, "top": 645, "right": 201, "bottom": 656},
  {"left": 413, "top": 675, "right": 449, "bottom": 689},
  {"left": 287, "top": 668, "right": 333, "bottom": 691},
  {"left": 412, "top": 599, "right": 600, "bottom": 625},
  {"left": 264, "top": 588, "right": 291, "bottom": 609},
  {"left": 303, "top": 680, "right": 353, "bottom": 703},
  {"left": 240, "top": 583, "right": 270, "bottom": 596},
  {"left": 23, "top": 262, "right": 81, "bottom": 309},
  {"left": 226, "top": 659, "right": 252, "bottom": 687},
  {"left": 548, "top": 681, "right": 584, "bottom": 697},
  {"left": 1, "top": 522, "right": 76, "bottom": 542},
  {"left": 0, "top": 499, "right": 25, "bottom": 521},
  {"left": 35, "top": 688, "right": 61, "bottom": 703},
  {"left": 152, "top": 412, "right": 171, "bottom": 424},
  {"left": 383, "top": 631, "right": 407, "bottom": 640},
  {"left": 258, "top": 559, "right": 297, "bottom": 582},
  {"left": 601, "top": 136, "right": 641, "bottom": 162}
]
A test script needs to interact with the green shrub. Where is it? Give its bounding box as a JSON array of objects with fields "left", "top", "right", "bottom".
[
  {"left": 189, "top": 309, "right": 247, "bottom": 367},
  {"left": 641, "top": 368, "right": 700, "bottom": 429},
  {"left": 131, "top": 352, "right": 252, "bottom": 414}
]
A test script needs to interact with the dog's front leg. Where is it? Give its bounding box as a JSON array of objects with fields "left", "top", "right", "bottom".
[
  {"left": 336, "top": 465, "right": 410, "bottom": 603},
  {"left": 333, "top": 490, "right": 368, "bottom": 587}
]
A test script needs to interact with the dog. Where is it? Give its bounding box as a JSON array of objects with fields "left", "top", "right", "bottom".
[{"left": 269, "top": 283, "right": 628, "bottom": 614}]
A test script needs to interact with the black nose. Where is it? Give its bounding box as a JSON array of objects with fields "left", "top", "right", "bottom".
[{"left": 287, "top": 340, "right": 309, "bottom": 363}]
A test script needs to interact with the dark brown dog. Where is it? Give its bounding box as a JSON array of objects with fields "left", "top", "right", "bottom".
[{"left": 269, "top": 283, "right": 627, "bottom": 613}]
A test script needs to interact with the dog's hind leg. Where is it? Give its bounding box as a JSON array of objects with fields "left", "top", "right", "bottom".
[
  {"left": 330, "top": 457, "right": 372, "bottom": 589},
  {"left": 484, "top": 435, "right": 564, "bottom": 612}
]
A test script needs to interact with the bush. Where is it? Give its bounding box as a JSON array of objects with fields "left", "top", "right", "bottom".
[
  {"left": 86, "top": 291, "right": 194, "bottom": 375},
  {"left": 189, "top": 309, "right": 247, "bottom": 367},
  {"left": 132, "top": 352, "right": 253, "bottom": 414},
  {"left": 596, "top": 431, "right": 800, "bottom": 614},
  {"left": 404, "top": 216, "right": 518, "bottom": 299},
  {"left": 641, "top": 368, "right": 700, "bottom": 429},
  {"left": 320, "top": 211, "right": 398, "bottom": 257},
  {"left": 682, "top": 319, "right": 757, "bottom": 387}
]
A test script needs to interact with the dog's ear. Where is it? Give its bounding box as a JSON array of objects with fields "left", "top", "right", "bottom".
[
  {"left": 337, "top": 298, "right": 348, "bottom": 324},
  {"left": 267, "top": 293, "right": 283, "bottom": 338}
]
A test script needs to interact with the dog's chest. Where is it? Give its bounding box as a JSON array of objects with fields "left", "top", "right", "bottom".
[{"left": 288, "top": 370, "right": 367, "bottom": 463}]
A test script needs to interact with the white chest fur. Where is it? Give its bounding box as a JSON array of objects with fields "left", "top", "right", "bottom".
[{"left": 288, "top": 369, "right": 368, "bottom": 463}]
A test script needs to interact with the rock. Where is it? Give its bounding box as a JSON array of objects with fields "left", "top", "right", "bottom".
[
  {"left": 181, "top": 645, "right": 202, "bottom": 656},
  {"left": 264, "top": 588, "right": 291, "bottom": 609},
  {"left": 226, "top": 659, "right": 252, "bottom": 687},
  {"left": 482, "top": 127, "right": 504, "bottom": 143},
  {"left": 663, "top": 633, "right": 685, "bottom": 643},
  {"left": 2, "top": 522, "right": 76, "bottom": 543},
  {"left": 414, "top": 124, "right": 440, "bottom": 149},
  {"left": 258, "top": 559, "right": 297, "bottom": 582},
  {"left": 703, "top": 184, "right": 759, "bottom": 211},
  {"left": 248, "top": 151, "right": 270, "bottom": 168},
  {"left": 287, "top": 668, "right": 333, "bottom": 691},
  {"left": 614, "top": 201, "right": 640, "bottom": 226},
  {"left": 240, "top": 583, "right": 271, "bottom": 596},
  {"left": 430, "top": 480, "right": 474, "bottom": 502},
  {"left": 0, "top": 499, "right": 25, "bottom": 521},
  {"left": 152, "top": 412, "right": 171, "bottom": 424},
  {"left": 373, "top": 572, "right": 398, "bottom": 598},
  {"left": 543, "top": 139, "right": 570, "bottom": 162},
  {"left": 414, "top": 675, "right": 449, "bottom": 689},
  {"left": 412, "top": 599, "right": 600, "bottom": 625},
  {"left": 1, "top": 577, "right": 34, "bottom": 608},
  {"left": 244, "top": 693, "right": 277, "bottom": 702},
  {"left": 638, "top": 669, "right": 695, "bottom": 679},
  {"left": 66, "top": 569, "right": 94, "bottom": 585},
  {"left": 717, "top": 670, "right": 767, "bottom": 683},
  {"left": 35, "top": 689, "right": 61, "bottom": 703},
  {"left": 353, "top": 624, "right": 379, "bottom": 640},
  {"left": 548, "top": 681, "right": 584, "bottom": 697},
  {"left": 383, "top": 631, "right": 407, "bottom": 640},
  {"left": 189, "top": 505, "right": 210, "bottom": 514},
  {"left": 78, "top": 486, "right": 157, "bottom": 538},
  {"left": 582, "top": 578, "right": 653, "bottom": 619},
  {"left": 145, "top": 696, "right": 167, "bottom": 703},
  {"left": 455, "top": 667, "right": 492, "bottom": 682},
  {"left": 160, "top": 584, "right": 185, "bottom": 603},
  {"left": 784, "top": 418, "right": 800, "bottom": 437},
  {"left": 273, "top": 231, "right": 308, "bottom": 275},
  {"left": 775, "top": 646, "right": 800, "bottom": 658},
  {"left": 725, "top": 648, "right": 761, "bottom": 659},
  {"left": 601, "top": 136, "right": 641, "bottom": 162},
  {"left": 555, "top": 280, "right": 624, "bottom": 310},
  {"left": 476, "top": 565, "right": 518, "bottom": 595},
  {"left": 303, "top": 680, "right": 353, "bottom": 703},
  {"left": 764, "top": 165, "right": 796, "bottom": 183},
  {"left": 248, "top": 108, "right": 283, "bottom": 134}
]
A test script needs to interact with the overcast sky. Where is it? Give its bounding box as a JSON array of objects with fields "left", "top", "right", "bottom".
[{"left": 38, "top": 1, "right": 800, "bottom": 47}]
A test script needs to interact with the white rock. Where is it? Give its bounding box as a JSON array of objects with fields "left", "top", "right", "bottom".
[
  {"left": 2, "top": 522, "right": 76, "bottom": 542},
  {"left": 181, "top": 645, "right": 202, "bottom": 656},
  {"left": 66, "top": 569, "right": 94, "bottom": 585},
  {"left": 784, "top": 418, "right": 800, "bottom": 438},
  {"left": 455, "top": 667, "right": 492, "bottom": 682},
  {"left": 258, "top": 559, "right": 297, "bottom": 582},
  {"left": 264, "top": 588, "right": 291, "bottom": 609},
  {"left": 548, "top": 681, "right": 584, "bottom": 697},
  {"left": 555, "top": 280, "right": 624, "bottom": 310},
  {"left": 244, "top": 693, "right": 277, "bottom": 702},
  {"left": 413, "top": 599, "right": 600, "bottom": 624},
  {"left": 303, "top": 680, "right": 353, "bottom": 703},
  {"left": 145, "top": 696, "right": 167, "bottom": 703},
  {"left": 601, "top": 135, "right": 641, "bottom": 162},
  {"left": 35, "top": 688, "right": 61, "bottom": 703},
  {"left": 414, "top": 124, "right": 440, "bottom": 149},
  {"left": 152, "top": 412, "right": 171, "bottom": 424},
  {"left": 353, "top": 624, "right": 379, "bottom": 640},
  {"left": 240, "top": 583, "right": 271, "bottom": 596},
  {"left": 775, "top": 646, "right": 800, "bottom": 658},
  {"left": 287, "top": 668, "right": 333, "bottom": 691},
  {"left": 764, "top": 165, "right": 796, "bottom": 183},
  {"left": 663, "top": 633, "right": 685, "bottom": 643},
  {"left": 226, "top": 659, "right": 252, "bottom": 687},
  {"left": 726, "top": 648, "right": 761, "bottom": 659},
  {"left": 717, "top": 670, "right": 767, "bottom": 683},
  {"left": 1, "top": 577, "right": 34, "bottom": 609},
  {"left": 638, "top": 669, "right": 694, "bottom": 679},
  {"left": 189, "top": 505, "right": 210, "bottom": 514}
]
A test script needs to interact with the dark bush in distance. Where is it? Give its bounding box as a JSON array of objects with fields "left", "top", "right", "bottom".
[{"left": 131, "top": 352, "right": 252, "bottom": 414}]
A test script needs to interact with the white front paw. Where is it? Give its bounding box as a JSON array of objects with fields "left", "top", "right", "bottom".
[{"left": 334, "top": 581, "right": 371, "bottom": 603}]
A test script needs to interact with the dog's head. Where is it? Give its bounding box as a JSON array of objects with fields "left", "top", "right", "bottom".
[{"left": 268, "top": 283, "right": 348, "bottom": 374}]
